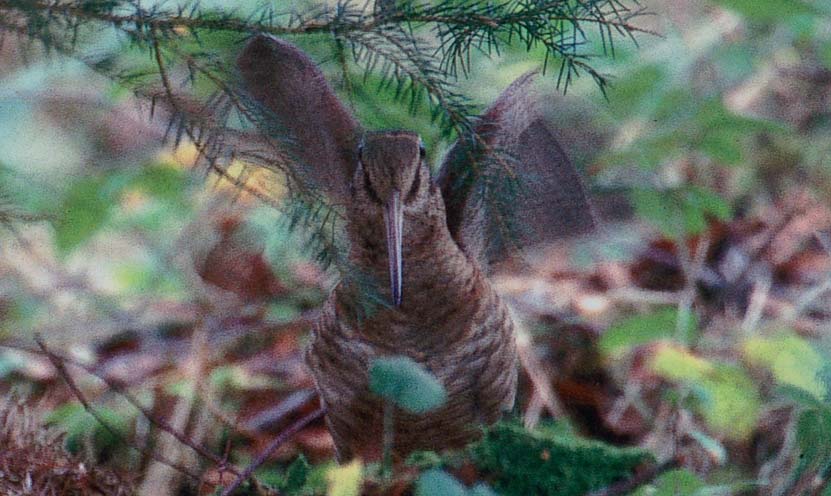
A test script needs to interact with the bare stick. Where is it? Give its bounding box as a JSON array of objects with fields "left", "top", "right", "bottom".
[
  {"left": 675, "top": 236, "right": 709, "bottom": 343},
  {"left": 34, "top": 335, "right": 202, "bottom": 481},
  {"left": 221, "top": 407, "right": 325, "bottom": 496},
  {"left": 12, "top": 339, "right": 239, "bottom": 476},
  {"left": 516, "top": 326, "right": 565, "bottom": 427},
  {"left": 382, "top": 400, "right": 394, "bottom": 478}
]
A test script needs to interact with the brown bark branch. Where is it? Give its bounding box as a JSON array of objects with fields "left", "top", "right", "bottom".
[
  {"left": 34, "top": 335, "right": 203, "bottom": 482},
  {"left": 220, "top": 407, "right": 325, "bottom": 496}
]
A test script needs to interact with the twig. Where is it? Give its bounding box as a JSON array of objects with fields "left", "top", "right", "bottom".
[
  {"left": 221, "top": 407, "right": 325, "bottom": 496},
  {"left": 760, "top": 412, "right": 797, "bottom": 496},
  {"left": 139, "top": 327, "right": 210, "bottom": 494},
  {"left": 741, "top": 274, "right": 771, "bottom": 334},
  {"left": 586, "top": 458, "right": 679, "bottom": 496},
  {"left": 516, "top": 326, "right": 565, "bottom": 427},
  {"left": 606, "top": 287, "right": 681, "bottom": 305},
  {"left": 34, "top": 335, "right": 203, "bottom": 482},
  {"left": 382, "top": 400, "right": 394, "bottom": 478},
  {"left": 523, "top": 392, "right": 545, "bottom": 429},
  {"left": 781, "top": 276, "right": 831, "bottom": 324},
  {"left": 676, "top": 236, "right": 709, "bottom": 343},
  {"left": 9, "top": 339, "right": 238, "bottom": 476}
]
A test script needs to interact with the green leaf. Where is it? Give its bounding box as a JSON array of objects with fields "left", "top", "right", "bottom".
[
  {"left": 266, "top": 302, "right": 301, "bottom": 323},
  {"left": 633, "top": 186, "right": 732, "bottom": 238},
  {"left": 606, "top": 64, "right": 666, "bottom": 117},
  {"left": 699, "top": 132, "right": 743, "bottom": 164},
  {"left": 694, "top": 99, "right": 782, "bottom": 134},
  {"left": 681, "top": 187, "right": 732, "bottom": 235},
  {"left": 54, "top": 175, "right": 113, "bottom": 253},
  {"left": 652, "top": 89, "right": 695, "bottom": 123},
  {"left": 369, "top": 356, "right": 447, "bottom": 414},
  {"left": 776, "top": 385, "right": 824, "bottom": 410},
  {"left": 698, "top": 365, "right": 761, "bottom": 439},
  {"left": 631, "top": 188, "right": 680, "bottom": 238},
  {"left": 45, "top": 402, "right": 130, "bottom": 455},
  {"left": 651, "top": 351, "right": 761, "bottom": 440},
  {"left": 127, "top": 163, "right": 188, "bottom": 202},
  {"left": 600, "top": 308, "right": 697, "bottom": 356},
  {"left": 415, "top": 469, "right": 468, "bottom": 496},
  {"left": 743, "top": 333, "right": 826, "bottom": 398},
  {"left": 632, "top": 469, "right": 705, "bottom": 496},
  {"left": 709, "top": 0, "right": 821, "bottom": 23},
  {"left": 795, "top": 407, "right": 831, "bottom": 466},
  {"left": 112, "top": 262, "right": 154, "bottom": 292},
  {"left": 283, "top": 455, "right": 311, "bottom": 495},
  {"left": 686, "top": 187, "right": 732, "bottom": 222},
  {"left": 650, "top": 344, "right": 712, "bottom": 383},
  {"left": 821, "top": 41, "right": 831, "bottom": 70}
]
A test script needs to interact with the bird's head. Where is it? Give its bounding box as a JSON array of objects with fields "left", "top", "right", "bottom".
[{"left": 355, "top": 131, "right": 428, "bottom": 307}]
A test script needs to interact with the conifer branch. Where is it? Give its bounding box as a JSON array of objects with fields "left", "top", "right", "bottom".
[{"left": 0, "top": 0, "right": 647, "bottom": 271}]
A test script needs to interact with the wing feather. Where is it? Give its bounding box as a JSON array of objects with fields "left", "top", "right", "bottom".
[{"left": 436, "top": 73, "right": 595, "bottom": 267}]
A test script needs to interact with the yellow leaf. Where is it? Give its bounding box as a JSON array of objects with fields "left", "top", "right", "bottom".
[
  {"left": 649, "top": 343, "right": 713, "bottom": 382},
  {"left": 326, "top": 459, "right": 363, "bottom": 496},
  {"left": 157, "top": 141, "right": 198, "bottom": 169}
]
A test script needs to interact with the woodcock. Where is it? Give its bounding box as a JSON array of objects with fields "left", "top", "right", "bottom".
[{"left": 237, "top": 34, "right": 595, "bottom": 462}]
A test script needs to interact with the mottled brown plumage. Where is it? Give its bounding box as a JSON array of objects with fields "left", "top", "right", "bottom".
[
  {"left": 307, "top": 131, "right": 517, "bottom": 460},
  {"left": 237, "top": 34, "right": 594, "bottom": 462}
]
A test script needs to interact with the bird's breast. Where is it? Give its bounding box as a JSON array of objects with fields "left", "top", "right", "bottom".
[{"left": 305, "top": 194, "right": 518, "bottom": 461}]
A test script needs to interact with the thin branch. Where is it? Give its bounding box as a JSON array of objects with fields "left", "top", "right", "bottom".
[
  {"left": 220, "top": 407, "right": 325, "bottom": 496},
  {"left": 13, "top": 339, "right": 239, "bottom": 477},
  {"left": 34, "top": 335, "right": 203, "bottom": 482}
]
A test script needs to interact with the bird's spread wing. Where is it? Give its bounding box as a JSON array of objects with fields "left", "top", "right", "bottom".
[
  {"left": 435, "top": 73, "right": 596, "bottom": 268},
  {"left": 237, "top": 35, "right": 361, "bottom": 204}
]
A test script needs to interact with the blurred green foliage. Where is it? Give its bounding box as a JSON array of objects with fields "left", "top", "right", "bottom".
[
  {"left": 745, "top": 332, "right": 827, "bottom": 398},
  {"left": 472, "top": 421, "right": 652, "bottom": 495},
  {"left": 710, "top": 0, "right": 825, "bottom": 23},
  {"left": 632, "top": 468, "right": 706, "bottom": 496},
  {"left": 632, "top": 186, "right": 732, "bottom": 239},
  {"left": 595, "top": 0, "right": 829, "bottom": 239},
  {"left": 776, "top": 367, "right": 831, "bottom": 490},
  {"left": 46, "top": 401, "right": 134, "bottom": 457},
  {"left": 600, "top": 307, "right": 699, "bottom": 355}
]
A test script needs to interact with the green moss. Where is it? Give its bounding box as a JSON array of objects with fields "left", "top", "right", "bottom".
[{"left": 472, "top": 422, "right": 652, "bottom": 496}]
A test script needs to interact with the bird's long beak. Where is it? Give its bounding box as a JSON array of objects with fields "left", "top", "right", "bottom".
[{"left": 383, "top": 189, "right": 403, "bottom": 307}]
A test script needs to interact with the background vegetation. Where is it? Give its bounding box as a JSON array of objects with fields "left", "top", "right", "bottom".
[{"left": 0, "top": 0, "right": 830, "bottom": 494}]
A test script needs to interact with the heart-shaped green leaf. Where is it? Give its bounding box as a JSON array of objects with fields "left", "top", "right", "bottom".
[{"left": 369, "top": 356, "right": 446, "bottom": 414}]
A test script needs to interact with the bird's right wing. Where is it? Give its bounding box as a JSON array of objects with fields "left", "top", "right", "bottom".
[{"left": 435, "top": 73, "right": 596, "bottom": 268}]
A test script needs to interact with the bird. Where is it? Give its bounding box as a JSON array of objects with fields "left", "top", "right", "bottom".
[{"left": 237, "top": 34, "right": 595, "bottom": 462}]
